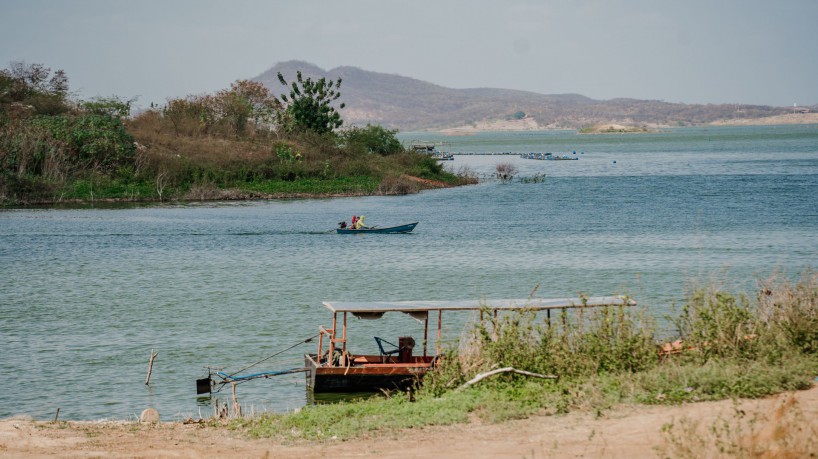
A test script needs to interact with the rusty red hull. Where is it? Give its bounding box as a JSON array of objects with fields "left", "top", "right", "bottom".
[{"left": 305, "top": 354, "right": 434, "bottom": 393}]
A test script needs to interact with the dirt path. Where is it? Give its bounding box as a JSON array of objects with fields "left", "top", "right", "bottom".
[{"left": 2, "top": 386, "right": 817, "bottom": 458}]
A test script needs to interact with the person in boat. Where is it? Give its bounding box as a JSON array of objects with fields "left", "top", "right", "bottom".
[
  {"left": 354, "top": 215, "right": 367, "bottom": 229},
  {"left": 338, "top": 220, "right": 347, "bottom": 229},
  {"left": 351, "top": 215, "right": 358, "bottom": 228}
]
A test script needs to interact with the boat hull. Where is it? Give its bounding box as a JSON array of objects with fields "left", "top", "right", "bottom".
[
  {"left": 336, "top": 222, "right": 418, "bottom": 234},
  {"left": 305, "top": 354, "right": 431, "bottom": 393}
]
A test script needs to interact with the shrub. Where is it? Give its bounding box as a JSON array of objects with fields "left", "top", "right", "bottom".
[
  {"left": 342, "top": 124, "right": 404, "bottom": 155},
  {"left": 495, "top": 161, "right": 517, "bottom": 183},
  {"left": 673, "top": 287, "right": 757, "bottom": 361},
  {"left": 423, "top": 298, "right": 657, "bottom": 394}
]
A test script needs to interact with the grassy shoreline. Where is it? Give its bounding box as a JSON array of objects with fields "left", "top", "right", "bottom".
[
  {"left": 4, "top": 173, "right": 460, "bottom": 207},
  {"left": 230, "top": 270, "right": 818, "bottom": 442},
  {"left": 1, "top": 271, "right": 815, "bottom": 457}
]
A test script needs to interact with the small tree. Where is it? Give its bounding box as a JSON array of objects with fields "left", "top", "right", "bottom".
[
  {"left": 215, "top": 80, "right": 280, "bottom": 137},
  {"left": 275, "top": 70, "right": 345, "bottom": 134}
]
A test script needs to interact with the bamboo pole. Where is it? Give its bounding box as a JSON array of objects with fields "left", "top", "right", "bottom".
[{"left": 145, "top": 350, "right": 158, "bottom": 385}]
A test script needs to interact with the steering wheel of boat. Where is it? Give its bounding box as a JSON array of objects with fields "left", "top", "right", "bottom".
[{"left": 374, "top": 337, "right": 400, "bottom": 357}]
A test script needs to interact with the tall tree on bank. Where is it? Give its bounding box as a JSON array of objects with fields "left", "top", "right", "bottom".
[{"left": 275, "top": 70, "right": 345, "bottom": 134}]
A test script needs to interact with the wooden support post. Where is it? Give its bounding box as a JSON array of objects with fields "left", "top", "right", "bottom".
[
  {"left": 53, "top": 407, "right": 60, "bottom": 423},
  {"left": 231, "top": 382, "right": 241, "bottom": 418},
  {"left": 423, "top": 313, "right": 429, "bottom": 357},
  {"left": 436, "top": 310, "right": 442, "bottom": 356},
  {"left": 342, "top": 312, "right": 347, "bottom": 354},
  {"left": 329, "top": 313, "right": 337, "bottom": 364},
  {"left": 492, "top": 309, "right": 499, "bottom": 340},
  {"left": 317, "top": 329, "right": 324, "bottom": 364},
  {"left": 145, "top": 350, "right": 158, "bottom": 385}
]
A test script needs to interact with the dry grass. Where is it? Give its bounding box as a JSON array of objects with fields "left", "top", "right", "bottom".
[{"left": 659, "top": 393, "right": 818, "bottom": 458}]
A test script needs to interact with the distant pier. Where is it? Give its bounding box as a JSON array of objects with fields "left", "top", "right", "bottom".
[
  {"left": 450, "top": 152, "right": 582, "bottom": 156},
  {"left": 449, "top": 152, "right": 519, "bottom": 155},
  {"left": 408, "top": 141, "right": 582, "bottom": 157}
]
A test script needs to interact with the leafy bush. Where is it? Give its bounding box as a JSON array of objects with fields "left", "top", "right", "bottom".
[
  {"left": 33, "top": 114, "right": 135, "bottom": 174},
  {"left": 342, "top": 124, "right": 404, "bottom": 155},
  {"left": 1, "top": 113, "right": 134, "bottom": 180},
  {"left": 674, "top": 288, "right": 757, "bottom": 361}
]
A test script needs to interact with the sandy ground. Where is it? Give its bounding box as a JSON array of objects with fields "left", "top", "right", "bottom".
[{"left": 2, "top": 386, "right": 817, "bottom": 458}]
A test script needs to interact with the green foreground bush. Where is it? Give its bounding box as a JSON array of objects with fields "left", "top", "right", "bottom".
[{"left": 236, "top": 270, "right": 818, "bottom": 441}]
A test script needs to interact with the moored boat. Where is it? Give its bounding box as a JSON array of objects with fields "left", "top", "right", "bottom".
[
  {"left": 198, "top": 296, "right": 636, "bottom": 397},
  {"left": 305, "top": 296, "right": 635, "bottom": 393},
  {"left": 521, "top": 152, "right": 579, "bottom": 160}
]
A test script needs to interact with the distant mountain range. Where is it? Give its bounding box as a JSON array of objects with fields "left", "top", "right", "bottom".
[{"left": 253, "top": 61, "right": 793, "bottom": 131}]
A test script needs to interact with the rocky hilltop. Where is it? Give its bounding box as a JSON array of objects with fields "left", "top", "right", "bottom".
[{"left": 253, "top": 61, "right": 798, "bottom": 131}]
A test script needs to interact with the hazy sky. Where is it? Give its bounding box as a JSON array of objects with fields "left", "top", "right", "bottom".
[{"left": 2, "top": 0, "right": 816, "bottom": 110}]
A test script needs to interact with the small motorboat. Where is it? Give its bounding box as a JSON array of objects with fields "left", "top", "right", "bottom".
[{"left": 336, "top": 222, "right": 418, "bottom": 234}]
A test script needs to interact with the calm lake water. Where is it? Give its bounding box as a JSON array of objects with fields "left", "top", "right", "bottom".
[{"left": 1, "top": 125, "right": 817, "bottom": 421}]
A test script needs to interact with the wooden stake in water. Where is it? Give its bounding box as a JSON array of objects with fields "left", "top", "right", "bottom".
[{"left": 145, "top": 350, "right": 158, "bottom": 385}]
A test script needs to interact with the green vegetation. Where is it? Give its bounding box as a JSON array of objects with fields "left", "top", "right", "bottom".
[
  {"left": 518, "top": 172, "right": 546, "bottom": 183},
  {"left": 275, "top": 70, "right": 344, "bottom": 134},
  {"left": 1, "top": 62, "right": 473, "bottom": 206},
  {"left": 495, "top": 161, "right": 517, "bottom": 183},
  {"left": 235, "top": 270, "right": 818, "bottom": 441}
]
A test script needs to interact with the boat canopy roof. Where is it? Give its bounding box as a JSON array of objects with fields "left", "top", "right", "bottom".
[{"left": 322, "top": 296, "right": 634, "bottom": 315}]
